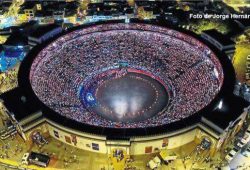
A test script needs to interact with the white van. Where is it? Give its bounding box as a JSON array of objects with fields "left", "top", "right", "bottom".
[
  {"left": 241, "top": 133, "right": 250, "bottom": 144},
  {"left": 21, "top": 153, "right": 30, "bottom": 165},
  {"left": 246, "top": 126, "right": 250, "bottom": 134},
  {"left": 236, "top": 140, "right": 245, "bottom": 148},
  {"left": 147, "top": 160, "right": 157, "bottom": 170},
  {"left": 225, "top": 148, "right": 238, "bottom": 162},
  {"left": 242, "top": 147, "right": 250, "bottom": 157},
  {"left": 147, "top": 156, "right": 161, "bottom": 170}
]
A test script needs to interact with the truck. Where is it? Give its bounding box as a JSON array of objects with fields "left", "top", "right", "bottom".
[{"left": 21, "top": 152, "right": 50, "bottom": 168}]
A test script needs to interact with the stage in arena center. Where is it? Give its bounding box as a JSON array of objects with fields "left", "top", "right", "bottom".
[{"left": 81, "top": 71, "right": 169, "bottom": 123}]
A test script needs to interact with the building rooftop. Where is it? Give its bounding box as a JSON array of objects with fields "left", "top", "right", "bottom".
[
  {"left": 29, "top": 24, "right": 61, "bottom": 38},
  {"left": 39, "top": 1, "right": 67, "bottom": 12},
  {"left": 4, "top": 32, "right": 28, "bottom": 46},
  {"left": 88, "top": 3, "right": 103, "bottom": 9},
  {"left": 135, "top": 1, "right": 156, "bottom": 7},
  {"left": 202, "top": 29, "right": 235, "bottom": 46},
  {"left": 124, "top": 8, "right": 134, "bottom": 14},
  {"left": 0, "top": 88, "right": 41, "bottom": 121},
  {"left": 144, "top": 7, "right": 153, "bottom": 12},
  {"left": 21, "top": 2, "right": 37, "bottom": 10},
  {"left": 0, "top": 8, "right": 4, "bottom": 15},
  {"left": 18, "top": 10, "right": 25, "bottom": 14},
  {"left": 203, "top": 95, "right": 249, "bottom": 129},
  {"left": 235, "top": 18, "right": 250, "bottom": 28},
  {"left": 35, "top": 10, "right": 53, "bottom": 17},
  {"left": 1, "top": 2, "right": 12, "bottom": 9}
]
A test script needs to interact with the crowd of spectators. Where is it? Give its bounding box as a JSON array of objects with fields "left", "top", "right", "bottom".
[{"left": 29, "top": 23, "right": 224, "bottom": 128}]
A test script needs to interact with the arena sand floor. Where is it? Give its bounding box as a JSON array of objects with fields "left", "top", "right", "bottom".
[{"left": 90, "top": 72, "right": 168, "bottom": 123}]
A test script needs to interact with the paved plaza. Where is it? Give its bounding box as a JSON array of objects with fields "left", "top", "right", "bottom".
[{"left": 0, "top": 132, "right": 229, "bottom": 170}]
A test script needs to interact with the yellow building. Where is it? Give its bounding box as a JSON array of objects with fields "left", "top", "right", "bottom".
[
  {"left": 22, "top": 3, "right": 37, "bottom": 20},
  {"left": 17, "top": 10, "right": 28, "bottom": 23},
  {"left": 137, "top": 6, "right": 154, "bottom": 20}
]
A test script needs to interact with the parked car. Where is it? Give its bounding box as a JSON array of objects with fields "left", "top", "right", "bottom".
[
  {"left": 21, "top": 153, "right": 30, "bottom": 165},
  {"left": 246, "top": 126, "right": 250, "bottom": 134},
  {"left": 242, "top": 147, "right": 250, "bottom": 157},
  {"left": 147, "top": 156, "right": 161, "bottom": 170},
  {"left": 225, "top": 148, "right": 238, "bottom": 162},
  {"left": 241, "top": 133, "right": 250, "bottom": 144},
  {"left": 237, "top": 140, "right": 245, "bottom": 148}
]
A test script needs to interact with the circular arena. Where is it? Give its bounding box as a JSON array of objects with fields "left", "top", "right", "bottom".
[{"left": 24, "top": 23, "right": 225, "bottom": 129}]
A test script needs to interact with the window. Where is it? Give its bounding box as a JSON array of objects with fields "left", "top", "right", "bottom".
[
  {"left": 53, "top": 130, "right": 59, "bottom": 138},
  {"left": 92, "top": 143, "right": 99, "bottom": 151},
  {"left": 65, "top": 136, "right": 71, "bottom": 144},
  {"left": 145, "top": 146, "right": 152, "bottom": 153},
  {"left": 71, "top": 135, "right": 77, "bottom": 145}
]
